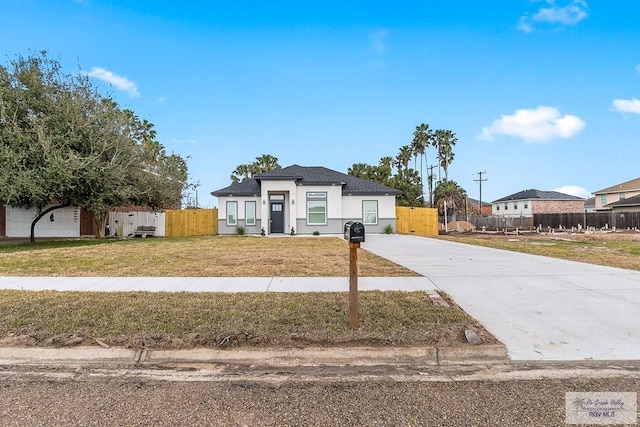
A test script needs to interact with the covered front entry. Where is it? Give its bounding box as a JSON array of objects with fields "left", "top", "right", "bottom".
[{"left": 270, "top": 201, "right": 284, "bottom": 233}]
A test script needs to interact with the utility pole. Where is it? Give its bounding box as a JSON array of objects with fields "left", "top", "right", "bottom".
[
  {"left": 474, "top": 171, "right": 487, "bottom": 215},
  {"left": 427, "top": 164, "right": 436, "bottom": 207}
]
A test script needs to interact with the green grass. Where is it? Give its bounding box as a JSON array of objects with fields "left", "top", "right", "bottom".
[
  {"left": 0, "top": 236, "right": 419, "bottom": 277},
  {"left": 0, "top": 290, "right": 490, "bottom": 349}
]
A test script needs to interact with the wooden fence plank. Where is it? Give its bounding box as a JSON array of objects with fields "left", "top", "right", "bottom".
[
  {"left": 395, "top": 207, "right": 438, "bottom": 237},
  {"left": 165, "top": 209, "right": 218, "bottom": 237}
]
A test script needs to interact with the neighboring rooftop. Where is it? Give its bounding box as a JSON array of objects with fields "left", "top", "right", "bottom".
[
  {"left": 605, "top": 194, "right": 640, "bottom": 208},
  {"left": 212, "top": 164, "right": 401, "bottom": 197},
  {"left": 492, "top": 189, "right": 584, "bottom": 203},
  {"left": 593, "top": 177, "right": 640, "bottom": 195}
]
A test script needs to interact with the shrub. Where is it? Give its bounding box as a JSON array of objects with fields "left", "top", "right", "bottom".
[
  {"left": 312, "top": 230, "right": 320, "bottom": 236},
  {"left": 236, "top": 226, "right": 245, "bottom": 236},
  {"left": 384, "top": 224, "right": 394, "bottom": 234}
]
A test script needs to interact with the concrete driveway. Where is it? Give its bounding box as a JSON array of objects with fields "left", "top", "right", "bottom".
[{"left": 362, "top": 234, "right": 640, "bottom": 361}]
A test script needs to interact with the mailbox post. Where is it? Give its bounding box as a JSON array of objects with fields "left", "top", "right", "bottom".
[{"left": 344, "top": 221, "right": 365, "bottom": 329}]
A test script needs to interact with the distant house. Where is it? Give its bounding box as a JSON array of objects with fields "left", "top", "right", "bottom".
[
  {"left": 466, "top": 197, "right": 492, "bottom": 215},
  {"left": 583, "top": 197, "right": 596, "bottom": 213},
  {"left": 0, "top": 205, "right": 97, "bottom": 238},
  {"left": 491, "top": 189, "right": 585, "bottom": 218},
  {"left": 593, "top": 177, "right": 640, "bottom": 211},
  {"left": 211, "top": 164, "right": 401, "bottom": 236}
]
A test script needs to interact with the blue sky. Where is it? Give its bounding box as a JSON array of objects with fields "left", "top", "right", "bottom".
[{"left": 2, "top": 1, "right": 639, "bottom": 208}]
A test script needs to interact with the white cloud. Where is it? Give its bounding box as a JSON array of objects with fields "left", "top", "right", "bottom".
[
  {"left": 369, "top": 29, "right": 389, "bottom": 54},
  {"left": 518, "top": 16, "right": 533, "bottom": 33},
  {"left": 87, "top": 67, "right": 140, "bottom": 98},
  {"left": 554, "top": 185, "right": 591, "bottom": 198},
  {"left": 612, "top": 98, "right": 640, "bottom": 114},
  {"left": 479, "top": 106, "right": 586, "bottom": 142},
  {"left": 533, "top": 0, "right": 588, "bottom": 25},
  {"left": 519, "top": 1, "right": 588, "bottom": 32}
]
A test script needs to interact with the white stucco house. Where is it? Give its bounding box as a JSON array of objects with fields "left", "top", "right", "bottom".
[{"left": 211, "top": 165, "right": 401, "bottom": 236}]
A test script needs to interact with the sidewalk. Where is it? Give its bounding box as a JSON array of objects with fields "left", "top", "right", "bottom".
[{"left": 0, "top": 276, "right": 435, "bottom": 292}]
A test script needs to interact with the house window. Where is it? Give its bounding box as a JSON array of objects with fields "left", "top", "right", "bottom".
[
  {"left": 363, "top": 201, "right": 378, "bottom": 225},
  {"left": 504, "top": 203, "right": 508, "bottom": 210},
  {"left": 524, "top": 203, "right": 528, "bottom": 209},
  {"left": 496, "top": 205, "right": 500, "bottom": 211},
  {"left": 620, "top": 193, "right": 626, "bottom": 200},
  {"left": 600, "top": 194, "right": 607, "bottom": 205},
  {"left": 307, "top": 192, "right": 327, "bottom": 225},
  {"left": 245, "top": 201, "right": 256, "bottom": 226},
  {"left": 226, "top": 201, "right": 237, "bottom": 226},
  {"left": 514, "top": 203, "right": 518, "bottom": 210}
]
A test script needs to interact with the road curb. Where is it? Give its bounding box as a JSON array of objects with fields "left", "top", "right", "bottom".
[{"left": 0, "top": 344, "right": 509, "bottom": 367}]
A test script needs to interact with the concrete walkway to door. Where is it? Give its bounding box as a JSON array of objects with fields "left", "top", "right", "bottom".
[{"left": 362, "top": 234, "right": 640, "bottom": 361}]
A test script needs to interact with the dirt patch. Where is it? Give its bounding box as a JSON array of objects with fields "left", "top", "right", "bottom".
[
  {"left": 438, "top": 230, "right": 640, "bottom": 271},
  {"left": 441, "top": 221, "right": 476, "bottom": 232}
]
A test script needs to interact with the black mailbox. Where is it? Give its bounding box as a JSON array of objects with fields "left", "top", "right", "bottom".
[{"left": 344, "top": 221, "right": 365, "bottom": 243}]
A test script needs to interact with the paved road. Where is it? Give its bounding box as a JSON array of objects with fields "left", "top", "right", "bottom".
[
  {"left": 1, "top": 362, "right": 639, "bottom": 426},
  {"left": 362, "top": 234, "right": 640, "bottom": 361}
]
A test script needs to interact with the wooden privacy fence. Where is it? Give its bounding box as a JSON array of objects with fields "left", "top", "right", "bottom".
[
  {"left": 165, "top": 209, "right": 218, "bottom": 237},
  {"left": 395, "top": 206, "right": 439, "bottom": 237}
]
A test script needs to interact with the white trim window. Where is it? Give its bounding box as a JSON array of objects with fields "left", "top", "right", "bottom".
[
  {"left": 363, "top": 200, "right": 378, "bottom": 225},
  {"left": 307, "top": 192, "right": 327, "bottom": 225},
  {"left": 245, "top": 201, "right": 256, "bottom": 226},
  {"left": 226, "top": 201, "right": 237, "bottom": 226}
]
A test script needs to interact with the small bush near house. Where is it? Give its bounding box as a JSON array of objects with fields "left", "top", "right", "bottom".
[
  {"left": 236, "top": 226, "right": 245, "bottom": 235},
  {"left": 260, "top": 227, "right": 266, "bottom": 236},
  {"left": 290, "top": 226, "right": 295, "bottom": 235},
  {"left": 313, "top": 231, "right": 320, "bottom": 236},
  {"left": 384, "top": 224, "right": 394, "bottom": 234}
]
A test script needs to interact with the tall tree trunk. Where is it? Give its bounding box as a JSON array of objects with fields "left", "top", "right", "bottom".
[
  {"left": 93, "top": 210, "right": 108, "bottom": 238},
  {"left": 30, "top": 202, "right": 71, "bottom": 243}
]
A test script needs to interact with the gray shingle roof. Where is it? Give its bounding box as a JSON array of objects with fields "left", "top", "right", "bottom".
[
  {"left": 594, "top": 177, "right": 640, "bottom": 195},
  {"left": 605, "top": 194, "right": 640, "bottom": 208},
  {"left": 211, "top": 179, "right": 261, "bottom": 197},
  {"left": 212, "top": 164, "right": 401, "bottom": 197},
  {"left": 493, "top": 189, "right": 584, "bottom": 203}
]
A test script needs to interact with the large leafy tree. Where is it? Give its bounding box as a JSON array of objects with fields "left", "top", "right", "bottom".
[{"left": 0, "top": 52, "right": 188, "bottom": 242}]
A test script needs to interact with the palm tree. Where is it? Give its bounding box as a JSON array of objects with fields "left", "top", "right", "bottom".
[
  {"left": 230, "top": 164, "right": 252, "bottom": 184},
  {"left": 411, "top": 123, "right": 431, "bottom": 198},
  {"left": 433, "top": 180, "right": 467, "bottom": 217},
  {"left": 252, "top": 154, "right": 280, "bottom": 175},
  {"left": 377, "top": 156, "right": 394, "bottom": 186},
  {"left": 435, "top": 130, "right": 457, "bottom": 181},
  {"left": 394, "top": 145, "right": 412, "bottom": 172}
]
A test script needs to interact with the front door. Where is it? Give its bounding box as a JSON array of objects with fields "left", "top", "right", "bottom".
[{"left": 270, "top": 202, "right": 284, "bottom": 233}]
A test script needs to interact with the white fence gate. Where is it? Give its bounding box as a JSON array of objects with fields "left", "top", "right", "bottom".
[{"left": 108, "top": 211, "right": 166, "bottom": 237}]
